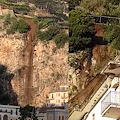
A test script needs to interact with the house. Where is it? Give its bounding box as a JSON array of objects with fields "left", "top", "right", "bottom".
[
  {"left": 86, "top": 79, "right": 120, "bottom": 120},
  {"left": 0, "top": 105, "right": 20, "bottom": 120},
  {"left": 36, "top": 103, "right": 68, "bottom": 120},
  {"left": 69, "top": 57, "right": 120, "bottom": 120},
  {"left": 48, "top": 86, "right": 68, "bottom": 106},
  {"left": 86, "top": 62, "right": 120, "bottom": 120},
  {"left": 36, "top": 107, "right": 47, "bottom": 120},
  {"left": 47, "top": 103, "right": 68, "bottom": 120}
]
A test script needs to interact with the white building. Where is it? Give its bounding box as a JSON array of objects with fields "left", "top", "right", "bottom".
[
  {"left": 69, "top": 60, "right": 120, "bottom": 120},
  {"left": 0, "top": 105, "right": 20, "bottom": 120},
  {"left": 86, "top": 87, "right": 118, "bottom": 120},
  {"left": 86, "top": 65, "right": 120, "bottom": 120},
  {"left": 48, "top": 86, "right": 68, "bottom": 106}
]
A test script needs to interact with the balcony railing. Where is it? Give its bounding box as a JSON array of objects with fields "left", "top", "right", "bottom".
[{"left": 101, "top": 91, "right": 120, "bottom": 114}]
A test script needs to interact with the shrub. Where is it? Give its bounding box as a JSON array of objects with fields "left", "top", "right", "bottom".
[
  {"left": 104, "top": 24, "right": 120, "bottom": 50},
  {"left": 37, "top": 25, "right": 60, "bottom": 41},
  {"left": 36, "top": 31, "right": 47, "bottom": 41},
  {"left": 39, "top": 19, "right": 54, "bottom": 29},
  {"left": 4, "top": 13, "right": 11, "bottom": 26},
  {"left": 46, "top": 25, "right": 60, "bottom": 39},
  {"left": 54, "top": 33, "right": 68, "bottom": 48},
  {"left": 13, "top": 4, "right": 30, "bottom": 14},
  {"left": 111, "top": 38, "right": 120, "bottom": 50},
  {"left": 6, "top": 18, "right": 18, "bottom": 34},
  {"left": 33, "top": 17, "right": 39, "bottom": 24},
  {"left": 18, "top": 19, "right": 29, "bottom": 33},
  {"left": 0, "top": 15, "right": 4, "bottom": 19}
]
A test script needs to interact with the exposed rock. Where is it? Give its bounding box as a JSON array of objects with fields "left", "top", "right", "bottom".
[{"left": 0, "top": 21, "right": 68, "bottom": 107}]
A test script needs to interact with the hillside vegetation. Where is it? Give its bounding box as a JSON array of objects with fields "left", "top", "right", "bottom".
[
  {"left": 0, "top": 0, "right": 68, "bottom": 106},
  {"left": 69, "top": 0, "right": 120, "bottom": 53},
  {"left": 0, "top": 0, "right": 68, "bottom": 48},
  {"left": 69, "top": 0, "right": 120, "bottom": 98}
]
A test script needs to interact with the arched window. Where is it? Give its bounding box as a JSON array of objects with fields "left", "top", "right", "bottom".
[
  {"left": 3, "top": 115, "right": 8, "bottom": 120},
  {"left": 0, "top": 115, "right": 1, "bottom": 120},
  {"left": 59, "top": 116, "right": 61, "bottom": 120}
]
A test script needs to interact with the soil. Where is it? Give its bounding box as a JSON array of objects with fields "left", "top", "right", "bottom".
[
  {"left": 69, "top": 24, "right": 111, "bottom": 115},
  {"left": 21, "top": 17, "right": 38, "bottom": 104},
  {"left": 94, "top": 24, "right": 104, "bottom": 37}
]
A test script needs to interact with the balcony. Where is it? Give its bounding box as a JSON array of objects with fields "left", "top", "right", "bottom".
[
  {"left": 111, "top": 77, "right": 119, "bottom": 88},
  {"left": 101, "top": 91, "right": 120, "bottom": 119}
]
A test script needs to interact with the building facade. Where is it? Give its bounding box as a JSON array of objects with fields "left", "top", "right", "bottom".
[
  {"left": 36, "top": 107, "right": 47, "bottom": 120},
  {"left": 0, "top": 105, "right": 20, "bottom": 120},
  {"left": 86, "top": 88, "right": 117, "bottom": 120},
  {"left": 86, "top": 76, "right": 120, "bottom": 120},
  {"left": 47, "top": 109, "right": 67, "bottom": 120},
  {"left": 49, "top": 86, "right": 68, "bottom": 106},
  {"left": 47, "top": 104, "right": 68, "bottom": 120},
  {"left": 36, "top": 103, "right": 68, "bottom": 120}
]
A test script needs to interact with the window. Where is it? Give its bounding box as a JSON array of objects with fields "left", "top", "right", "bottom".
[
  {"left": 58, "top": 93, "right": 60, "bottom": 96},
  {"left": 63, "top": 93, "right": 65, "bottom": 97},
  {"left": 16, "top": 110, "right": 18, "bottom": 115},
  {"left": 92, "top": 114, "right": 95, "bottom": 120},
  {"left": 11, "top": 110, "right": 13, "bottom": 115},
  {"left": 59, "top": 116, "right": 61, "bottom": 120},
  {"left": 3, "top": 115, "right": 8, "bottom": 120},
  {"left": 52, "top": 94, "right": 54, "bottom": 98},
  {"left": 58, "top": 100, "right": 60, "bottom": 103},
  {"left": 62, "top": 116, "right": 64, "bottom": 120}
]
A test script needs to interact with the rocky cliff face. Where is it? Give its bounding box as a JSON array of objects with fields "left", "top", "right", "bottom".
[{"left": 0, "top": 18, "right": 68, "bottom": 107}]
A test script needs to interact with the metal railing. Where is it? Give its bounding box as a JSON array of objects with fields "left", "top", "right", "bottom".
[{"left": 101, "top": 91, "right": 120, "bottom": 114}]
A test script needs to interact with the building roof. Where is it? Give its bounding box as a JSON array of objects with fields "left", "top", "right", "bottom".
[
  {"left": 102, "top": 63, "right": 120, "bottom": 76},
  {"left": 37, "top": 106, "right": 65, "bottom": 113},
  {"left": 0, "top": 105, "right": 20, "bottom": 109}
]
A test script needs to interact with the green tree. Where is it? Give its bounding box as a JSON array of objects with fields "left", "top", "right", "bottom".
[
  {"left": 104, "top": 24, "right": 120, "bottom": 50},
  {"left": 69, "top": 10, "right": 94, "bottom": 53},
  {"left": 18, "top": 19, "right": 29, "bottom": 33},
  {"left": 19, "top": 105, "right": 37, "bottom": 120},
  {"left": 69, "top": 0, "right": 81, "bottom": 10},
  {"left": 54, "top": 33, "right": 68, "bottom": 48},
  {"left": 37, "top": 25, "right": 60, "bottom": 41}
]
